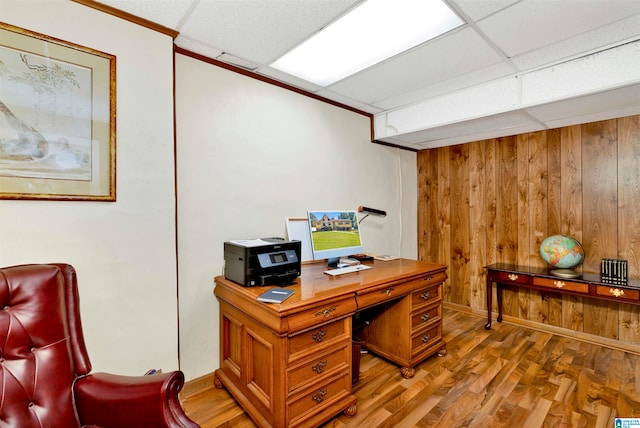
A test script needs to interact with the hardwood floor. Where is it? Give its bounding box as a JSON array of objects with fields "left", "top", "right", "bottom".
[{"left": 181, "top": 308, "right": 640, "bottom": 427}]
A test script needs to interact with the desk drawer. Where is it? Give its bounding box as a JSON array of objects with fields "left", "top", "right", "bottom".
[
  {"left": 287, "top": 345, "right": 350, "bottom": 395},
  {"left": 411, "top": 303, "right": 441, "bottom": 330},
  {"left": 287, "top": 297, "right": 357, "bottom": 333},
  {"left": 356, "top": 279, "right": 415, "bottom": 308},
  {"left": 494, "top": 271, "right": 530, "bottom": 286},
  {"left": 411, "top": 323, "right": 441, "bottom": 352},
  {"left": 410, "top": 271, "right": 448, "bottom": 289},
  {"left": 533, "top": 277, "right": 588, "bottom": 294},
  {"left": 596, "top": 285, "right": 640, "bottom": 302},
  {"left": 411, "top": 284, "right": 442, "bottom": 310},
  {"left": 287, "top": 373, "right": 351, "bottom": 427},
  {"left": 288, "top": 318, "right": 350, "bottom": 362}
]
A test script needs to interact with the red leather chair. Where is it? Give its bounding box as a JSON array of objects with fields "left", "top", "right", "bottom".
[{"left": 0, "top": 263, "right": 200, "bottom": 428}]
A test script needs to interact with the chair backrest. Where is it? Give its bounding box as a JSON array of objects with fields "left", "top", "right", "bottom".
[{"left": 0, "top": 264, "right": 92, "bottom": 427}]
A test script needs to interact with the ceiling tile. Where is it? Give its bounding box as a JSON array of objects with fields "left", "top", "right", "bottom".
[
  {"left": 179, "top": 0, "right": 362, "bottom": 64},
  {"left": 372, "top": 61, "right": 514, "bottom": 111},
  {"left": 448, "top": 0, "right": 520, "bottom": 21},
  {"left": 511, "top": 13, "right": 640, "bottom": 70},
  {"left": 477, "top": 0, "right": 640, "bottom": 58},
  {"left": 328, "top": 27, "right": 505, "bottom": 105}
]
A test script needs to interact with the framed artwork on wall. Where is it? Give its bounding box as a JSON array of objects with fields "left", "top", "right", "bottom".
[{"left": 0, "top": 23, "right": 116, "bottom": 201}]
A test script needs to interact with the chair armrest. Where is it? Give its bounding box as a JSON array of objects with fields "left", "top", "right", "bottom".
[{"left": 74, "top": 371, "right": 199, "bottom": 428}]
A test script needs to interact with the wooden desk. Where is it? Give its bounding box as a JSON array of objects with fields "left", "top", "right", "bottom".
[
  {"left": 485, "top": 263, "right": 640, "bottom": 329},
  {"left": 214, "top": 259, "right": 447, "bottom": 428}
]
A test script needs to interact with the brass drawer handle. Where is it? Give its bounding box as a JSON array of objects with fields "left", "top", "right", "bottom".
[
  {"left": 421, "top": 313, "right": 430, "bottom": 322},
  {"left": 315, "top": 307, "right": 336, "bottom": 318},
  {"left": 421, "top": 292, "right": 430, "bottom": 300},
  {"left": 382, "top": 287, "right": 395, "bottom": 296},
  {"left": 311, "top": 360, "right": 327, "bottom": 374},
  {"left": 311, "top": 329, "right": 327, "bottom": 342},
  {"left": 421, "top": 334, "right": 431, "bottom": 343},
  {"left": 424, "top": 275, "right": 433, "bottom": 281},
  {"left": 554, "top": 281, "right": 565, "bottom": 288},
  {"left": 610, "top": 288, "right": 625, "bottom": 298},
  {"left": 508, "top": 274, "right": 518, "bottom": 281},
  {"left": 312, "top": 389, "right": 327, "bottom": 403}
]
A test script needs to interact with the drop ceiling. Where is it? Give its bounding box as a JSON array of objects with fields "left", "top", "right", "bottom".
[{"left": 89, "top": 0, "right": 640, "bottom": 150}]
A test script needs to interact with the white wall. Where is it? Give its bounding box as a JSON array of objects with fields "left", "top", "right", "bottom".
[
  {"left": 175, "top": 54, "right": 418, "bottom": 380},
  {"left": 0, "top": 1, "right": 179, "bottom": 375},
  {"left": 0, "top": 1, "right": 419, "bottom": 383}
]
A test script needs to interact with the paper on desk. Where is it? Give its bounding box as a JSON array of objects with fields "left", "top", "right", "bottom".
[
  {"left": 229, "top": 239, "right": 275, "bottom": 247},
  {"left": 372, "top": 254, "right": 399, "bottom": 261}
]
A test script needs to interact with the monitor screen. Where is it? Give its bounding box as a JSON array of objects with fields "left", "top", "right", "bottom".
[{"left": 307, "top": 210, "right": 363, "bottom": 267}]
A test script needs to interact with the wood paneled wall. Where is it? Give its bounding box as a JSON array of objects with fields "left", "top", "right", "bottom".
[{"left": 418, "top": 115, "right": 640, "bottom": 345}]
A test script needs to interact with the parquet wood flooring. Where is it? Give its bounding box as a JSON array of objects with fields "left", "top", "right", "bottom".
[{"left": 181, "top": 308, "right": 640, "bottom": 427}]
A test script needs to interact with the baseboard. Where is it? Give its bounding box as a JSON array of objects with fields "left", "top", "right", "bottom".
[
  {"left": 180, "top": 372, "right": 215, "bottom": 399},
  {"left": 443, "top": 302, "right": 640, "bottom": 356}
]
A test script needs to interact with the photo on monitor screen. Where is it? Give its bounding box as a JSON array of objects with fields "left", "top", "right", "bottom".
[{"left": 307, "top": 210, "right": 363, "bottom": 265}]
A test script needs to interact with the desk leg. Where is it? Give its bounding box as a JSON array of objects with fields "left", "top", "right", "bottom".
[
  {"left": 343, "top": 403, "right": 357, "bottom": 417},
  {"left": 485, "top": 275, "right": 492, "bottom": 329},
  {"left": 401, "top": 367, "right": 416, "bottom": 379},
  {"left": 214, "top": 371, "right": 223, "bottom": 388}
]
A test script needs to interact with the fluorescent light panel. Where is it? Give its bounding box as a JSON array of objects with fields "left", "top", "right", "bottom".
[{"left": 271, "top": 0, "right": 464, "bottom": 86}]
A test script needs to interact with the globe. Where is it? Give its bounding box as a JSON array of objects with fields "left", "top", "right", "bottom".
[{"left": 540, "top": 235, "right": 585, "bottom": 278}]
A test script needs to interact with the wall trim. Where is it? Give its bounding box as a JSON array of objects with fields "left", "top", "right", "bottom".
[
  {"left": 444, "top": 302, "right": 640, "bottom": 356},
  {"left": 180, "top": 372, "right": 216, "bottom": 400},
  {"left": 72, "top": 0, "right": 179, "bottom": 38}
]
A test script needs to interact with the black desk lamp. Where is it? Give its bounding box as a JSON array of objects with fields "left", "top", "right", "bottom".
[{"left": 358, "top": 206, "right": 387, "bottom": 222}]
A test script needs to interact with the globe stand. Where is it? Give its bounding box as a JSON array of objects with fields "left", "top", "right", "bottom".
[{"left": 550, "top": 268, "right": 581, "bottom": 279}]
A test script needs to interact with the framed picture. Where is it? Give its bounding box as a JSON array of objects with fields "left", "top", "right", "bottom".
[
  {"left": 0, "top": 23, "right": 116, "bottom": 201},
  {"left": 285, "top": 217, "right": 313, "bottom": 262}
]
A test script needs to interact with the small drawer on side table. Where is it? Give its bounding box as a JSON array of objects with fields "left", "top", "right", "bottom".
[
  {"left": 533, "top": 277, "right": 588, "bottom": 294},
  {"left": 596, "top": 285, "right": 640, "bottom": 302},
  {"left": 494, "top": 271, "right": 530, "bottom": 286}
]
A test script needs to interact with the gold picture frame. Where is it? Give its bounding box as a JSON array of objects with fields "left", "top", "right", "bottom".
[{"left": 0, "top": 22, "right": 116, "bottom": 201}]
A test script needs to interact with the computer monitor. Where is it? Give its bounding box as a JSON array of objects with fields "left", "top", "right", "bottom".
[{"left": 307, "top": 210, "right": 364, "bottom": 268}]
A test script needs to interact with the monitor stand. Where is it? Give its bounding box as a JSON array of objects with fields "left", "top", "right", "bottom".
[{"left": 327, "top": 257, "right": 360, "bottom": 269}]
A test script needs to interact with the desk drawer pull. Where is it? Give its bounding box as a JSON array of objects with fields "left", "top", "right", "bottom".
[
  {"left": 421, "top": 313, "right": 430, "bottom": 322},
  {"left": 421, "top": 292, "right": 430, "bottom": 300},
  {"left": 382, "top": 287, "right": 395, "bottom": 296},
  {"left": 508, "top": 274, "right": 518, "bottom": 281},
  {"left": 311, "top": 360, "right": 327, "bottom": 374},
  {"left": 421, "top": 334, "right": 431, "bottom": 343},
  {"left": 610, "top": 288, "right": 625, "bottom": 298},
  {"left": 424, "top": 275, "right": 433, "bottom": 281},
  {"left": 554, "top": 281, "right": 565, "bottom": 288},
  {"left": 311, "top": 329, "right": 327, "bottom": 342},
  {"left": 312, "top": 389, "right": 327, "bottom": 403},
  {"left": 315, "top": 307, "right": 336, "bottom": 318}
]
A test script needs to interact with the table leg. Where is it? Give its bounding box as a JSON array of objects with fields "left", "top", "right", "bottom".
[
  {"left": 497, "top": 283, "right": 503, "bottom": 323},
  {"left": 485, "top": 274, "right": 492, "bottom": 329}
]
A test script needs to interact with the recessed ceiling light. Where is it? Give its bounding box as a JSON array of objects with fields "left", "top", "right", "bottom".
[{"left": 271, "top": 0, "right": 464, "bottom": 86}]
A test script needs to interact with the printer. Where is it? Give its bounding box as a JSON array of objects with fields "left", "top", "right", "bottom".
[{"left": 224, "top": 238, "right": 301, "bottom": 287}]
